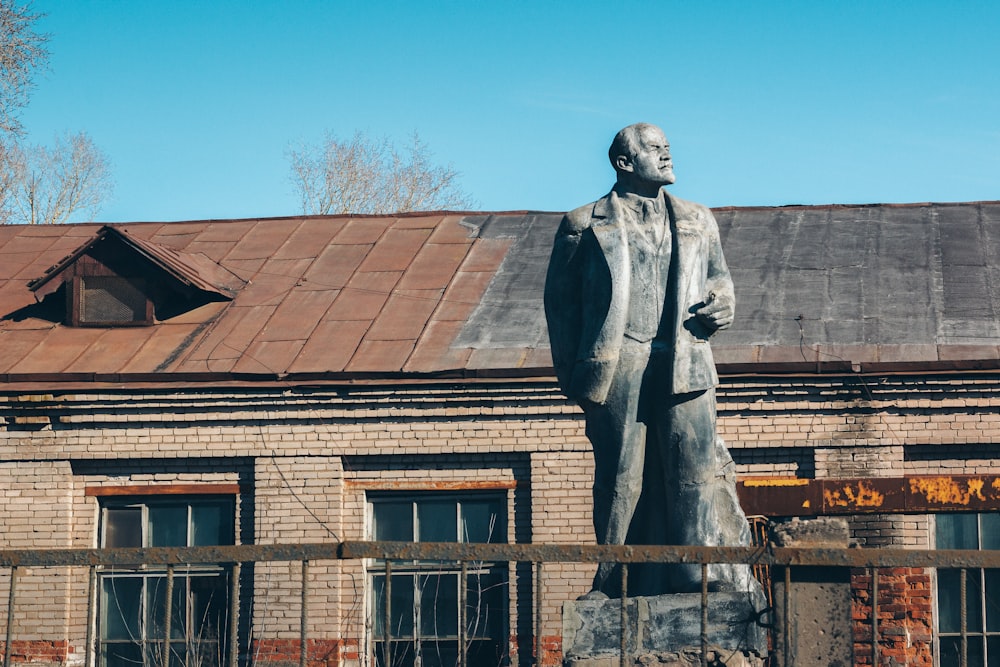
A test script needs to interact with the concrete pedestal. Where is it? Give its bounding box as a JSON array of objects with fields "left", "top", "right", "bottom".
[{"left": 562, "top": 593, "right": 768, "bottom": 667}]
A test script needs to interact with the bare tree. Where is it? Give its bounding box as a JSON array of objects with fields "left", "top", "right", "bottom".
[
  {"left": 288, "top": 132, "right": 476, "bottom": 215},
  {"left": 0, "top": 0, "right": 49, "bottom": 137},
  {"left": 5, "top": 131, "right": 113, "bottom": 224}
]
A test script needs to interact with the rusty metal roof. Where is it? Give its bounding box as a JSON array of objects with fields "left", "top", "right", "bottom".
[
  {"left": 1, "top": 202, "right": 999, "bottom": 387},
  {"left": 27, "top": 225, "right": 245, "bottom": 299}
]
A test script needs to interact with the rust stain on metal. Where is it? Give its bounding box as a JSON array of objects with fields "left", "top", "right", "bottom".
[
  {"left": 824, "top": 480, "right": 886, "bottom": 509},
  {"left": 909, "top": 476, "right": 988, "bottom": 506}
]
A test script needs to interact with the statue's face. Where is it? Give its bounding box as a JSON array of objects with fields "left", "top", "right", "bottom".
[{"left": 628, "top": 126, "right": 675, "bottom": 187}]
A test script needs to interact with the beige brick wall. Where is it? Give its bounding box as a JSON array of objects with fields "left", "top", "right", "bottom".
[{"left": 0, "top": 373, "right": 998, "bottom": 664}]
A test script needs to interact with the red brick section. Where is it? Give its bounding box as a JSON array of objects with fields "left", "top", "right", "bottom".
[
  {"left": 251, "top": 639, "right": 358, "bottom": 666},
  {"left": 852, "top": 568, "right": 933, "bottom": 667},
  {"left": 0, "top": 640, "right": 69, "bottom": 663},
  {"left": 509, "top": 635, "right": 563, "bottom": 667}
]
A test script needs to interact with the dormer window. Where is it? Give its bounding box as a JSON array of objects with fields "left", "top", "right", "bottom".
[{"left": 28, "top": 225, "right": 244, "bottom": 328}]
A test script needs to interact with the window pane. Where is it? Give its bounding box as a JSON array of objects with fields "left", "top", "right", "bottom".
[
  {"left": 418, "top": 640, "right": 459, "bottom": 667},
  {"left": 374, "top": 502, "right": 414, "bottom": 542},
  {"left": 372, "top": 574, "right": 415, "bottom": 638},
  {"left": 461, "top": 499, "right": 504, "bottom": 543},
  {"left": 104, "top": 508, "right": 142, "bottom": 548},
  {"left": 940, "top": 635, "right": 986, "bottom": 667},
  {"left": 419, "top": 500, "right": 458, "bottom": 543},
  {"left": 988, "top": 636, "right": 1000, "bottom": 667},
  {"left": 190, "top": 574, "right": 229, "bottom": 645},
  {"left": 987, "top": 569, "right": 1000, "bottom": 632},
  {"left": 192, "top": 502, "right": 232, "bottom": 546},
  {"left": 982, "top": 514, "right": 1000, "bottom": 551},
  {"left": 467, "top": 570, "right": 505, "bottom": 638},
  {"left": 937, "top": 514, "right": 980, "bottom": 550},
  {"left": 419, "top": 573, "right": 458, "bottom": 637},
  {"left": 466, "top": 638, "right": 505, "bottom": 667},
  {"left": 373, "top": 641, "right": 414, "bottom": 667},
  {"left": 146, "top": 576, "right": 187, "bottom": 641},
  {"left": 101, "top": 642, "right": 142, "bottom": 667},
  {"left": 938, "top": 569, "right": 984, "bottom": 633},
  {"left": 101, "top": 577, "right": 142, "bottom": 640},
  {"left": 149, "top": 505, "right": 188, "bottom": 547}
]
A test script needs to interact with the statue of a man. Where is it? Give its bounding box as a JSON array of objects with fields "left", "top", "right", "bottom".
[{"left": 544, "top": 123, "right": 757, "bottom": 598}]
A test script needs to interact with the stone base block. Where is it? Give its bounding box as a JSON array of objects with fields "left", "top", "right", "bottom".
[{"left": 563, "top": 593, "right": 768, "bottom": 667}]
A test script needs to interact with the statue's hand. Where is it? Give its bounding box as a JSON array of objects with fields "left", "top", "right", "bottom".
[{"left": 695, "top": 292, "right": 734, "bottom": 331}]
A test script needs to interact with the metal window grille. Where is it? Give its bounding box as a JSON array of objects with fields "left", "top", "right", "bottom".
[{"left": 79, "top": 276, "right": 148, "bottom": 324}]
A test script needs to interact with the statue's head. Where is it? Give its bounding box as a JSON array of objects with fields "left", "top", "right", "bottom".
[{"left": 609, "top": 123, "right": 675, "bottom": 190}]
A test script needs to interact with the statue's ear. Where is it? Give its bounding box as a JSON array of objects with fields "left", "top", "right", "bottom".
[{"left": 614, "top": 154, "right": 633, "bottom": 173}]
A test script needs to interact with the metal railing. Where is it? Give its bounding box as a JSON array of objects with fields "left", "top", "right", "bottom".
[{"left": 1, "top": 541, "right": 998, "bottom": 667}]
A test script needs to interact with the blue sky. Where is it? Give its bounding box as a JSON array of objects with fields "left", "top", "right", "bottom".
[{"left": 18, "top": 1, "right": 1000, "bottom": 222}]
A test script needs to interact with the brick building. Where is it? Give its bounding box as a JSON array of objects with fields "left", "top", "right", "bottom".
[{"left": 1, "top": 202, "right": 999, "bottom": 667}]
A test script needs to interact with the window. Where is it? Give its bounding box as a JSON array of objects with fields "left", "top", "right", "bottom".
[
  {"left": 98, "top": 497, "right": 235, "bottom": 667},
  {"left": 935, "top": 513, "right": 1000, "bottom": 667},
  {"left": 369, "top": 494, "right": 507, "bottom": 667}
]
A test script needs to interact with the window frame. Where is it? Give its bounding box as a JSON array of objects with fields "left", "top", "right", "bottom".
[
  {"left": 97, "top": 495, "right": 236, "bottom": 667},
  {"left": 366, "top": 492, "right": 509, "bottom": 667},
  {"left": 934, "top": 512, "right": 1000, "bottom": 667}
]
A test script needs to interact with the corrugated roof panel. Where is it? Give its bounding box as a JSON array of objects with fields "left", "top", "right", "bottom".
[
  {"left": 226, "top": 219, "right": 302, "bottom": 261},
  {"left": 230, "top": 273, "right": 297, "bottom": 308},
  {"left": 147, "top": 222, "right": 211, "bottom": 248},
  {"left": 428, "top": 216, "right": 478, "bottom": 244},
  {"left": 257, "top": 288, "right": 338, "bottom": 342},
  {"left": 272, "top": 218, "right": 347, "bottom": 260},
  {"left": 357, "top": 227, "right": 431, "bottom": 273},
  {"left": 172, "top": 304, "right": 267, "bottom": 373},
  {"left": 287, "top": 319, "right": 370, "bottom": 373},
  {"left": 63, "top": 328, "right": 159, "bottom": 373},
  {"left": 233, "top": 339, "right": 305, "bottom": 375},
  {"left": 432, "top": 270, "right": 494, "bottom": 322},
  {"left": 302, "top": 243, "right": 372, "bottom": 290},
  {"left": 365, "top": 289, "right": 440, "bottom": 341},
  {"left": 7, "top": 326, "right": 106, "bottom": 374},
  {"left": 0, "top": 327, "right": 50, "bottom": 373},
  {"left": 334, "top": 218, "right": 394, "bottom": 245},
  {"left": 117, "top": 323, "right": 205, "bottom": 373},
  {"left": 191, "top": 220, "right": 257, "bottom": 244},
  {"left": 397, "top": 242, "right": 472, "bottom": 291},
  {"left": 346, "top": 338, "right": 415, "bottom": 372},
  {"left": 324, "top": 272, "right": 399, "bottom": 322},
  {"left": 404, "top": 319, "right": 472, "bottom": 372},
  {"left": 458, "top": 238, "right": 513, "bottom": 273}
]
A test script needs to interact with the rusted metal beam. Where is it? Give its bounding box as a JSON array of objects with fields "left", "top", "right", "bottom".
[
  {"left": 739, "top": 474, "right": 1000, "bottom": 516},
  {"left": 4, "top": 541, "right": 1000, "bottom": 570}
]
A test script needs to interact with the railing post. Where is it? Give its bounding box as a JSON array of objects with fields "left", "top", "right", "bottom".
[
  {"left": 782, "top": 565, "right": 791, "bottom": 667},
  {"left": 534, "top": 562, "right": 543, "bottom": 667},
  {"left": 383, "top": 560, "right": 392, "bottom": 667},
  {"left": 4, "top": 566, "right": 18, "bottom": 667},
  {"left": 459, "top": 561, "right": 468, "bottom": 667},
  {"left": 960, "top": 568, "right": 968, "bottom": 667},
  {"left": 871, "top": 567, "right": 879, "bottom": 667},
  {"left": 300, "top": 560, "right": 309, "bottom": 667},
  {"left": 163, "top": 565, "right": 174, "bottom": 667},
  {"left": 85, "top": 566, "right": 96, "bottom": 667},
  {"left": 700, "top": 563, "right": 709, "bottom": 667},
  {"left": 229, "top": 563, "right": 240, "bottom": 667},
  {"left": 620, "top": 563, "right": 628, "bottom": 667}
]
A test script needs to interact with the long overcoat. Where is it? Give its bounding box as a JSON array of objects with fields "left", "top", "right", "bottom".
[{"left": 544, "top": 190, "right": 734, "bottom": 405}]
